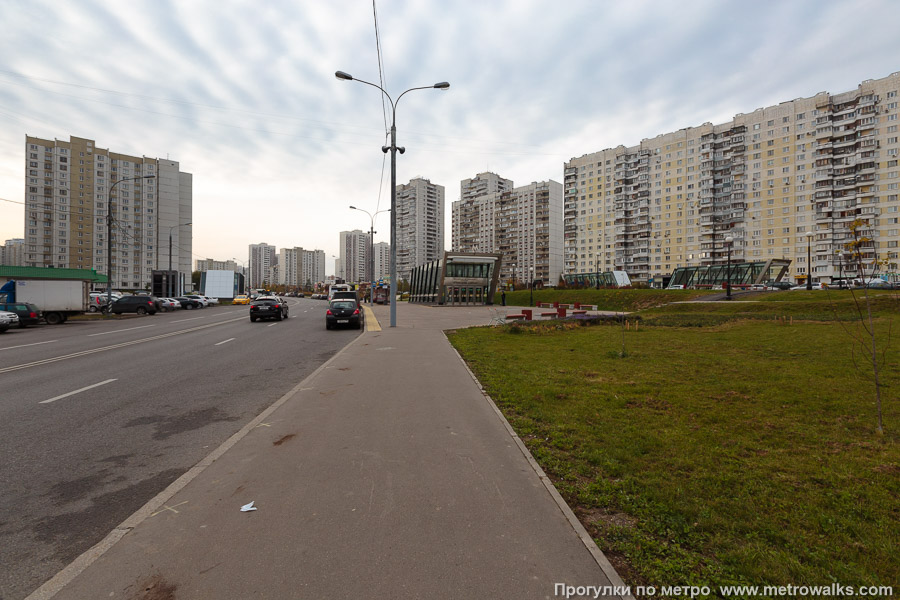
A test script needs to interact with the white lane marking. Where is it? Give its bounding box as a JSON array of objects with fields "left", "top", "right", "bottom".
[
  {"left": 0, "top": 340, "right": 58, "bottom": 352},
  {"left": 40, "top": 379, "right": 117, "bottom": 404},
  {"left": 88, "top": 325, "right": 155, "bottom": 337},
  {"left": 267, "top": 323, "right": 278, "bottom": 327},
  {"left": 214, "top": 338, "right": 235, "bottom": 346},
  {"left": 172, "top": 316, "right": 205, "bottom": 323},
  {"left": 1, "top": 314, "right": 249, "bottom": 374}
]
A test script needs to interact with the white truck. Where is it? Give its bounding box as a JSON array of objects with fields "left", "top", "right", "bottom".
[{"left": 0, "top": 278, "right": 91, "bottom": 325}]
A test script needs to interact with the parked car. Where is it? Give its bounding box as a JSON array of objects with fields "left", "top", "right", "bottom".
[
  {"left": 0, "top": 310, "right": 20, "bottom": 332},
  {"left": 749, "top": 284, "right": 767, "bottom": 291},
  {"left": 158, "top": 298, "right": 181, "bottom": 311},
  {"left": 250, "top": 296, "right": 289, "bottom": 322},
  {"left": 202, "top": 296, "right": 219, "bottom": 306},
  {"left": 89, "top": 292, "right": 123, "bottom": 312},
  {"left": 110, "top": 295, "right": 159, "bottom": 315},
  {"left": 326, "top": 299, "right": 363, "bottom": 330},
  {"left": 184, "top": 294, "right": 209, "bottom": 307},
  {"left": 174, "top": 296, "right": 204, "bottom": 310},
  {"left": 789, "top": 283, "right": 826, "bottom": 290},
  {"left": 0, "top": 302, "right": 41, "bottom": 327},
  {"left": 866, "top": 280, "right": 896, "bottom": 289},
  {"left": 765, "top": 281, "right": 793, "bottom": 290},
  {"left": 233, "top": 295, "right": 250, "bottom": 305}
]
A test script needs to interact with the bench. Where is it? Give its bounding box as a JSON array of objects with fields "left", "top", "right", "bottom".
[
  {"left": 506, "top": 314, "right": 527, "bottom": 321},
  {"left": 571, "top": 310, "right": 588, "bottom": 316},
  {"left": 540, "top": 311, "right": 558, "bottom": 318}
]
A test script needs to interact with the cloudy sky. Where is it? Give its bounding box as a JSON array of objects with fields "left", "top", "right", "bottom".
[{"left": 2, "top": 0, "right": 900, "bottom": 274}]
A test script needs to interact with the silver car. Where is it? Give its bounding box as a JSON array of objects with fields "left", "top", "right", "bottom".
[{"left": 0, "top": 310, "right": 20, "bottom": 333}]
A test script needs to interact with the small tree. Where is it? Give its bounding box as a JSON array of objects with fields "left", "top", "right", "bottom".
[{"left": 841, "top": 219, "right": 893, "bottom": 435}]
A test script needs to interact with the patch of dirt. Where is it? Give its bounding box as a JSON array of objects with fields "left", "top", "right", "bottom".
[
  {"left": 874, "top": 464, "right": 900, "bottom": 475},
  {"left": 129, "top": 573, "right": 177, "bottom": 600},
  {"left": 273, "top": 434, "right": 296, "bottom": 446},
  {"left": 577, "top": 506, "right": 638, "bottom": 531}
]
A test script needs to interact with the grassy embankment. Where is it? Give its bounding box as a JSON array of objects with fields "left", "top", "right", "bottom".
[{"left": 448, "top": 289, "right": 898, "bottom": 592}]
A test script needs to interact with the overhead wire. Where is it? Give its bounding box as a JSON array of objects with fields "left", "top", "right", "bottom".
[{"left": 372, "top": 0, "right": 390, "bottom": 219}]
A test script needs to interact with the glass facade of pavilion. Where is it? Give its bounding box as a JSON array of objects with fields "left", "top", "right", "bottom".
[
  {"left": 666, "top": 259, "right": 792, "bottom": 289},
  {"left": 408, "top": 252, "right": 503, "bottom": 305}
]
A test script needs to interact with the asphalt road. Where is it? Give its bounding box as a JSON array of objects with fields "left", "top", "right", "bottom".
[{"left": 0, "top": 298, "right": 359, "bottom": 600}]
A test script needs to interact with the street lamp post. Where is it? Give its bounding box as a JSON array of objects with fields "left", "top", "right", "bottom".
[
  {"left": 725, "top": 236, "right": 734, "bottom": 300},
  {"left": 838, "top": 250, "right": 851, "bottom": 288},
  {"left": 350, "top": 206, "right": 390, "bottom": 305},
  {"left": 336, "top": 70, "right": 449, "bottom": 327},
  {"left": 168, "top": 222, "right": 192, "bottom": 297},
  {"left": 529, "top": 267, "right": 534, "bottom": 307},
  {"left": 806, "top": 231, "right": 814, "bottom": 290},
  {"left": 107, "top": 175, "right": 155, "bottom": 309}
]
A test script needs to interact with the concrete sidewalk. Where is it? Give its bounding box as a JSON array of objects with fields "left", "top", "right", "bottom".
[{"left": 32, "top": 303, "right": 629, "bottom": 600}]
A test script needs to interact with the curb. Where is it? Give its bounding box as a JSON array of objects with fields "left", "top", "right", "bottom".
[{"left": 445, "top": 330, "right": 636, "bottom": 600}]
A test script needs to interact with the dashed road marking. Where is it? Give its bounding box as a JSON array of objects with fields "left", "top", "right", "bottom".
[
  {"left": 40, "top": 379, "right": 117, "bottom": 404},
  {"left": 0, "top": 340, "right": 58, "bottom": 352}
]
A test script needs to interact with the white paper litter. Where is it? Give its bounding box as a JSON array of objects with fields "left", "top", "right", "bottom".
[{"left": 240, "top": 501, "right": 257, "bottom": 512}]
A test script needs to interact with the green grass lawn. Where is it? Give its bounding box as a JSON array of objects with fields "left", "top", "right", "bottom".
[{"left": 447, "top": 304, "right": 898, "bottom": 592}]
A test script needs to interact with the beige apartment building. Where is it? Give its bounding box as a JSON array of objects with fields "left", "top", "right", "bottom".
[
  {"left": 23, "top": 136, "right": 192, "bottom": 290},
  {"left": 564, "top": 72, "right": 900, "bottom": 285}
]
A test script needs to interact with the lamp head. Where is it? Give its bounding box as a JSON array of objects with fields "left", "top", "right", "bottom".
[
  {"left": 335, "top": 71, "right": 353, "bottom": 81},
  {"left": 434, "top": 82, "right": 450, "bottom": 90},
  {"left": 349, "top": 205, "right": 357, "bottom": 210}
]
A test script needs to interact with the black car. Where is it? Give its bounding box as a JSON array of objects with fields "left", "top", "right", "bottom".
[
  {"left": 326, "top": 299, "right": 363, "bottom": 330},
  {"left": 250, "top": 296, "right": 288, "bottom": 322},
  {"left": 174, "top": 296, "right": 204, "bottom": 310},
  {"left": 110, "top": 295, "right": 159, "bottom": 315},
  {"left": 0, "top": 302, "right": 41, "bottom": 327}
]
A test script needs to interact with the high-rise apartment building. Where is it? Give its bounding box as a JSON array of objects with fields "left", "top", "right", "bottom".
[
  {"left": 300, "top": 249, "right": 326, "bottom": 289},
  {"left": 564, "top": 72, "right": 900, "bottom": 285},
  {"left": 1, "top": 239, "right": 25, "bottom": 266},
  {"left": 24, "top": 136, "right": 192, "bottom": 290},
  {"left": 453, "top": 172, "right": 514, "bottom": 252},
  {"left": 452, "top": 177, "right": 563, "bottom": 286},
  {"left": 338, "top": 230, "right": 369, "bottom": 284},
  {"left": 275, "top": 247, "right": 325, "bottom": 289},
  {"left": 196, "top": 258, "right": 240, "bottom": 273},
  {"left": 277, "top": 247, "right": 302, "bottom": 288},
  {"left": 396, "top": 178, "right": 445, "bottom": 282},
  {"left": 373, "top": 241, "right": 391, "bottom": 280},
  {"left": 248, "top": 242, "right": 276, "bottom": 289}
]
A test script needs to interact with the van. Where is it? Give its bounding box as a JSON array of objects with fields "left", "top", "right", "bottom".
[{"left": 330, "top": 290, "right": 360, "bottom": 306}]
